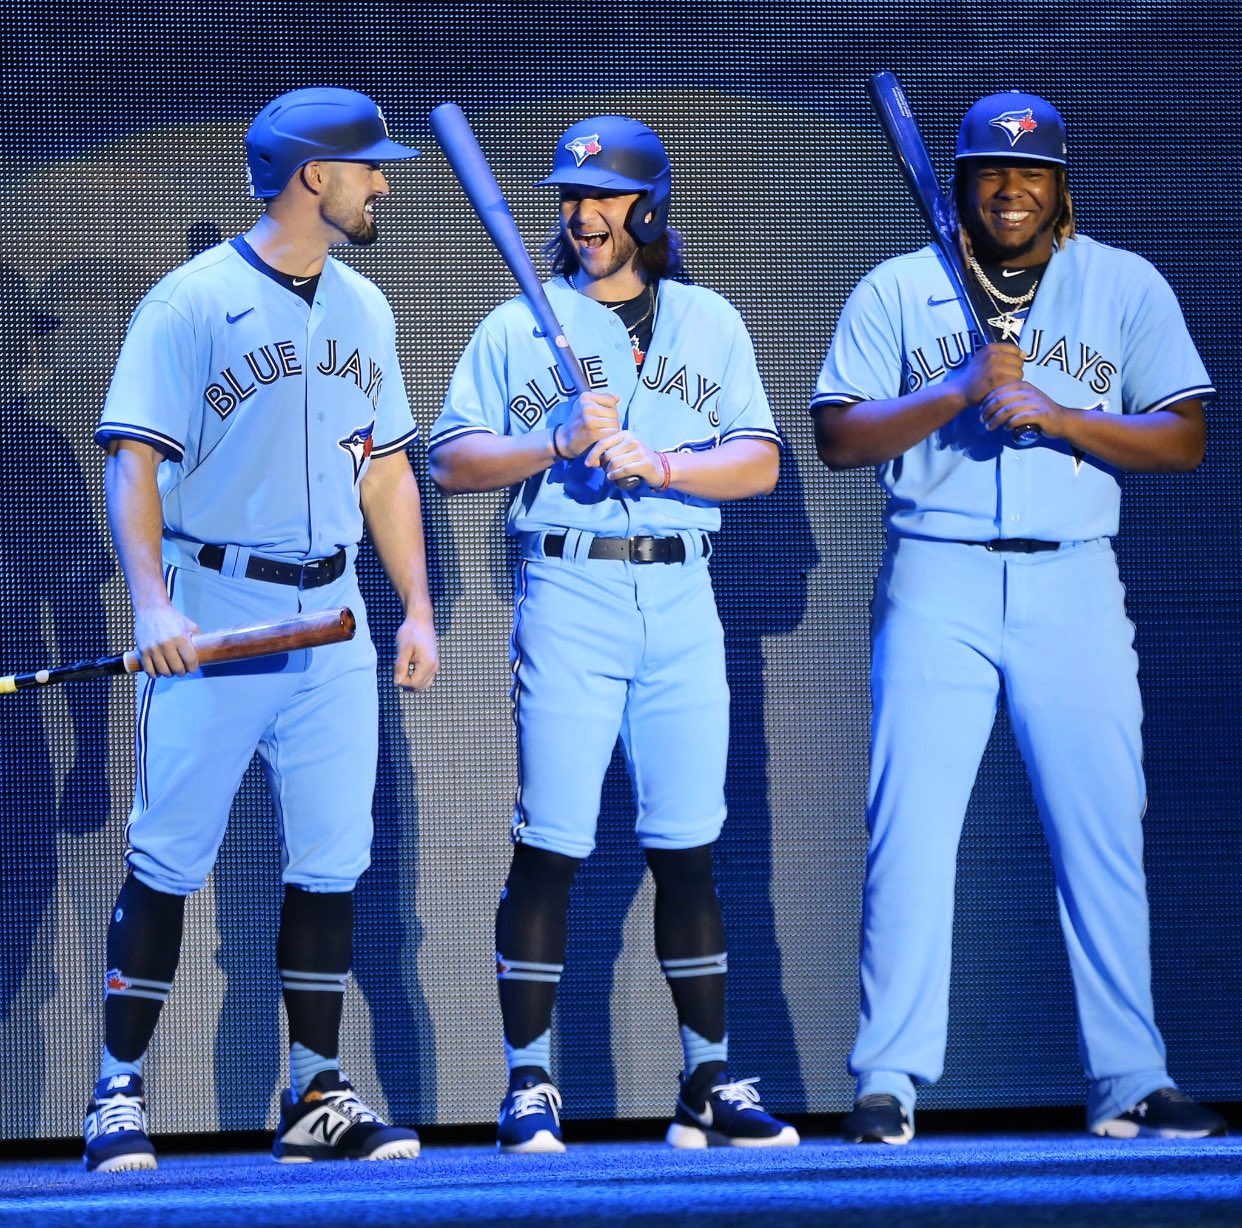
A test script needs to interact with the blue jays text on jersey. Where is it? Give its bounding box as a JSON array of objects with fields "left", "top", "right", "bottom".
[
  {"left": 203, "top": 337, "right": 387, "bottom": 419},
  {"left": 901, "top": 326, "right": 1118, "bottom": 398},
  {"left": 508, "top": 353, "right": 725, "bottom": 430},
  {"left": 96, "top": 241, "right": 418, "bottom": 562},
  {"left": 812, "top": 234, "right": 1214, "bottom": 542},
  {"left": 432, "top": 276, "right": 780, "bottom": 538}
]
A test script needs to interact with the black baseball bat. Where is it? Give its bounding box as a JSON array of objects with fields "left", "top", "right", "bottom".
[
  {"left": 0, "top": 607, "right": 356, "bottom": 693},
  {"left": 866, "top": 71, "right": 1040, "bottom": 443},
  {"left": 428, "top": 102, "right": 642, "bottom": 488}
]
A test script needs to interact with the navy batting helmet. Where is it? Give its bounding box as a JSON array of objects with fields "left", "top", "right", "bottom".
[
  {"left": 536, "top": 116, "right": 671, "bottom": 245},
  {"left": 955, "top": 92, "right": 1067, "bottom": 165},
  {"left": 245, "top": 87, "right": 420, "bottom": 199}
]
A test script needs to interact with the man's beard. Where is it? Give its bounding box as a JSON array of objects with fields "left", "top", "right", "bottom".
[
  {"left": 966, "top": 212, "right": 1055, "bottom": 264},
  {"left": 322, "top": 198, "right": 378, "bottom": 247}
]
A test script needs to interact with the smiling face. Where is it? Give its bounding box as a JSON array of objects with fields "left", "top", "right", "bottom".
[
  {"left": 558, "top": 187, "right": 648, "bottom": 298},
  {"left": 961, "top": 161, "right": 1059, "bottom": 266},
  {"left": 317, "top": 160, "right": 389, "bottom": 247}
]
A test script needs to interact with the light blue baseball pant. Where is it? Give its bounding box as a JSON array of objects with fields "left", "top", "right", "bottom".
[
  {"left": 124, "top": 557, "right": 378, "bottom": 895},
  {"left": 508, "top": 531, "right": 729, "bottom": 859},
  {"left": 850, "top": 535, "right": 1171, "bottom": 1129}
]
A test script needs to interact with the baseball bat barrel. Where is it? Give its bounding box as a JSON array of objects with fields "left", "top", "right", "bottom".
[
  {"left": 866, "top": 72, "right": 988, "bottom": 338},
  {"left": 0, "top": 607, "right": 356, "bottom": 694},
  {"left": 866, "top": 72, "right": 1041, "bottom": 445},
  {"left": 429, "top": 102, "right": 642, "bottom": 489},
  {"left": 429, "top": 103, "right": 588, "bottom": 399}
]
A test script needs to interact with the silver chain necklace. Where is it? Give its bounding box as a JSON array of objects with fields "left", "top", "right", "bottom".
[{"left": 966, "top": 253, "right": 1040, "bottom": 342}]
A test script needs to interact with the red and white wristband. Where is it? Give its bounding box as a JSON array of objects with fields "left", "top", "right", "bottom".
[{"left": 654, "top": 450, "right": 672, "bottom": 492}]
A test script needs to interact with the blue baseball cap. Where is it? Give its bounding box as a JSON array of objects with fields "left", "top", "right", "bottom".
[
  {"left": 955, "top": 92, "right": 1067, "bottom": 165},
  {"left": 245, "top": 87, "right": 420, "bottom": 198}
]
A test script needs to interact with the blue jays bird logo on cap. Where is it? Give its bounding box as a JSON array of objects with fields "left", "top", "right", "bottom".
[
  {"left": 990, "top": 108, "right": 1039, "bottom": 147},
  {"left": 338, "top": 422, "right": 374, "bottom": 484},
  {"left": 566, "top": 134, "right": 603, "bottom": 167}
]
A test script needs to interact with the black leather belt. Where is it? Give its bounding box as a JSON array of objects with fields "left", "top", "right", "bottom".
[
  {"left": 541, "top": 534, "right": 700, "bottom": 563},
  {"left": 197, "top": 544, "right": 348, "bottom": 588},
  {"left": 963, "top": 538, "right": 1061, "bottom": 553}
]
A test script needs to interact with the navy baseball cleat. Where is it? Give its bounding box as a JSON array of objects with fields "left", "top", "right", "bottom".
[
  {"left": 272, "top": 1071, "right": 420, "bottom": 1161},
  {"left": 842, "top": 1093, "right": 914, "bottom": 1145},
  {"left": 497, "top": 1076, "right": 566, "bottom": 1153},
  {"left": 83, "top": 1073, "right": 158, "bottom": 1172},
  {"left": 1091, "top": 1087, "right": 1228, "bottom": 1139},
  {"left": 666, "top": 1075, "right": 800, "bottom": 1148}
]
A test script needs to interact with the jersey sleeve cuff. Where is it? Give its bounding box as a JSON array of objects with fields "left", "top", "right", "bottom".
[
  {"left": 1138, "top": 385, "right": 1216, "bottom": 414},
  {"left": 427, "top": 424, "right": 500, "bottom": 453},
  {"left": 720, "top": 426, "right": 784, "bottom": 449},
  {"left": 94, "top": 424, "right": 185, "bottom": 462},
  {"left": 808, "top": 392, "right": 860, "bottom": 414},
  {"left": 371, "top": 426, "right": 420, "bottom": 458}
]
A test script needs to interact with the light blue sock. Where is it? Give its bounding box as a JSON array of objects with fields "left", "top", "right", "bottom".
[
  {"left": 681, "top": 1025, "right": 728, "bottom": 1076},
  {"left": 505, "top": 1028, "right": 552, "bottom": 1079},
  {"left": 289, "top": 1042, "right": 339, "bottom": 1098},
  {"left": 99, "top": 1047, "right": 144, "bottom": 1084}
]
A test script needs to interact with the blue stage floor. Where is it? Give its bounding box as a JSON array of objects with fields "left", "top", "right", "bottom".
[{"left": 3, "top": 1134, "right": 1241, "bottom": 1226}]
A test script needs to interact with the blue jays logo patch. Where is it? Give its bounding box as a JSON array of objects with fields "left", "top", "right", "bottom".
[
  {"left": 566, "top": 134, "right": 603, "bottom": 167},
  {"left": 989, "top": 108, "right": 1039, "bottom": 147},
  {"left": 338, "top": 422, "right": 375, "bottom": 484}
]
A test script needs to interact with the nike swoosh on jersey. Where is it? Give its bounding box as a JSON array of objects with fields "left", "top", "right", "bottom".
[
  {"left": 226, "top": 308, "right": 255, "bottom": 324},
  {"left": 292, "top": 277, "right": 313, "bottom": 286},
  {"left": 927, "top": 294, "right": 959, "bottom": 307},
  {"left": 1001, "top": 268, "right": 1026, "bottom": 277}
]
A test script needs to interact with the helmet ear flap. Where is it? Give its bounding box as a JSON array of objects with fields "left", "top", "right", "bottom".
[{"left": 626, "top": 189, "right": 668, "bottom": 246}]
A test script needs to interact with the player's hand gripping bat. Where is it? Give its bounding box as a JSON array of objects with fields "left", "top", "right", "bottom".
[
  {"left": 866, "top": 71, "right": 1040, "bottom": 444},
  {"left": 0, "top": 607, "right": 356, "bottom": 694},
  {"left": 428, "top": 102, "right": 643, "bottom": 488}
]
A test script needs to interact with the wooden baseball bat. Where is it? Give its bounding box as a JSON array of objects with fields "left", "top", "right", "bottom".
[
  {"left": 866, "top": 71, "right": 1040, "bottom": 443},
  {"left": 428, "top": 102, "right": 642, "bottom": 489},
  {"left": 0, "top": 607, "right": 356, "bottom": 694}
]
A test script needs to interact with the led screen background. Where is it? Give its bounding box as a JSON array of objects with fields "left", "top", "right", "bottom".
[{"left": 0, "top": 1, "right": 1237, "bottom": 1137}]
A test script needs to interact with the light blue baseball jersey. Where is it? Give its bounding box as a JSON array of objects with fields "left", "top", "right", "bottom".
[
  {"left": 96, "top": 240, "right": 418, "bottom": 560},
  {"left": 94, "top": 237, "right": 414, "bottom": 895},
  {"left": 812, "top": 235, "right": 1215, "bottom": 541},
  {"left": 431, "top": 277, "right": 780, "bottom": 535}
]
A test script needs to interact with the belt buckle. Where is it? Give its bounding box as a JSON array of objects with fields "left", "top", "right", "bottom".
[
  {"left": 299, "top": 557, "right": 326, "bottom": 589},
  {"left": 629, "top": 537, "right": 657, "bottom": 564}
]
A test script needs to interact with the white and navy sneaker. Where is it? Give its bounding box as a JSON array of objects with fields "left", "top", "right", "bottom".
[
  {"left": 666, "top": 1075, "right": 800, "bottom": 1149},
  {"left": 1091, "top": 1087, "right": 1228, "bottom": 1139},
  {"left": 497, "top": 1076, "right": 566, "bottom": 1154},
  {"left": 841, "top": 1093, "right": 914, "bottom": 1144},
  {"left": 272, "top": 1071, "right": 420, "bottom": 1161},
  {"left": 83, "top": 1073, "right": 158, "bottom": 1172}
]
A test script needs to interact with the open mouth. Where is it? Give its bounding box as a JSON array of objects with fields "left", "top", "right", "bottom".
[{"left": 574, "top": 230, "right": 608, "bottom": 249}]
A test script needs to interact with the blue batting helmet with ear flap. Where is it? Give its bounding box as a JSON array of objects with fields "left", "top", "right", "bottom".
[
  {"left": 245, "top": 87, "right": 420, "bottom": 199},
  {"left": 536, "top": 116, "right": 671, "bottom": 245}
]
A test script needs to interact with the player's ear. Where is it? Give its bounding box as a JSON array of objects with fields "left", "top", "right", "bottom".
[{"left": 298, "top": 162, "right": 326, "bottom": 196}]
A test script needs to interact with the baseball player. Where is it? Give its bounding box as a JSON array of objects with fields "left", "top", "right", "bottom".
[
  {"left": 812, "top": 91, "right": 1226, "bottom": 1144},
  {"left": 82, "top": 87, "right": 438, "bottom": 1172},
  {"left": 430, "top": 116, "right": 798, "bottom": 1153}
]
